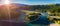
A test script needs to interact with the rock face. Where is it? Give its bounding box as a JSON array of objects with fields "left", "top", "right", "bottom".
[{"left": 50, "top": 23, "right": 60, "bottom": 26}]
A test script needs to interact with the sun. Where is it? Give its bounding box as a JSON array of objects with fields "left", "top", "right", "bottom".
[
  {"left": 2, "top": 0, "right": 11, "bottom": 5},
  {"left": 4, "top": 0, "right": 10, "bottom": 5}
]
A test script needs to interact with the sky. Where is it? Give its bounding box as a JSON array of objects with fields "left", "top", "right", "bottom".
[
  {"left": 1, "top": 0, "right": 60, "bottom": 5},
  {"left": 12, "top": 0, "right": 60, "bottom": 5}
]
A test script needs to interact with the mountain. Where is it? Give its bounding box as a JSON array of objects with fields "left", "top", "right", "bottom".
[
  {"left": 0, "top": 3, "right": 30, "bottom": 20},
  {"left": 0, "top": 3, "right": 60, "bottom": 20},
  {"left": 11, "top": 3, "right": 28, "bottom": 6}
]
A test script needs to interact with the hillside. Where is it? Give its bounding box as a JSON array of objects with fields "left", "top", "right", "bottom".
[{"left": 0, "top": 3, "right": 60, "bottom": 20}]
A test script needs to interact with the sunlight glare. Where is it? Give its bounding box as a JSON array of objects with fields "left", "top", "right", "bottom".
[{"left": 2, "top": 0, "right": 11, "bottom": 5}]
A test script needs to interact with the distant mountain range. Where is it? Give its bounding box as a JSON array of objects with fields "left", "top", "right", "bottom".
[{"left": 0, "top": 3, "right": 60, "bottom": 10}]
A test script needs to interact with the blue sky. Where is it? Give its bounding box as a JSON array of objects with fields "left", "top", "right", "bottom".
[
  {"left": 12, "top": 0, "right": 60, "bottom": 5},
  {"left": 1, "top": 0, "right": 60, "bottom": 5}
]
